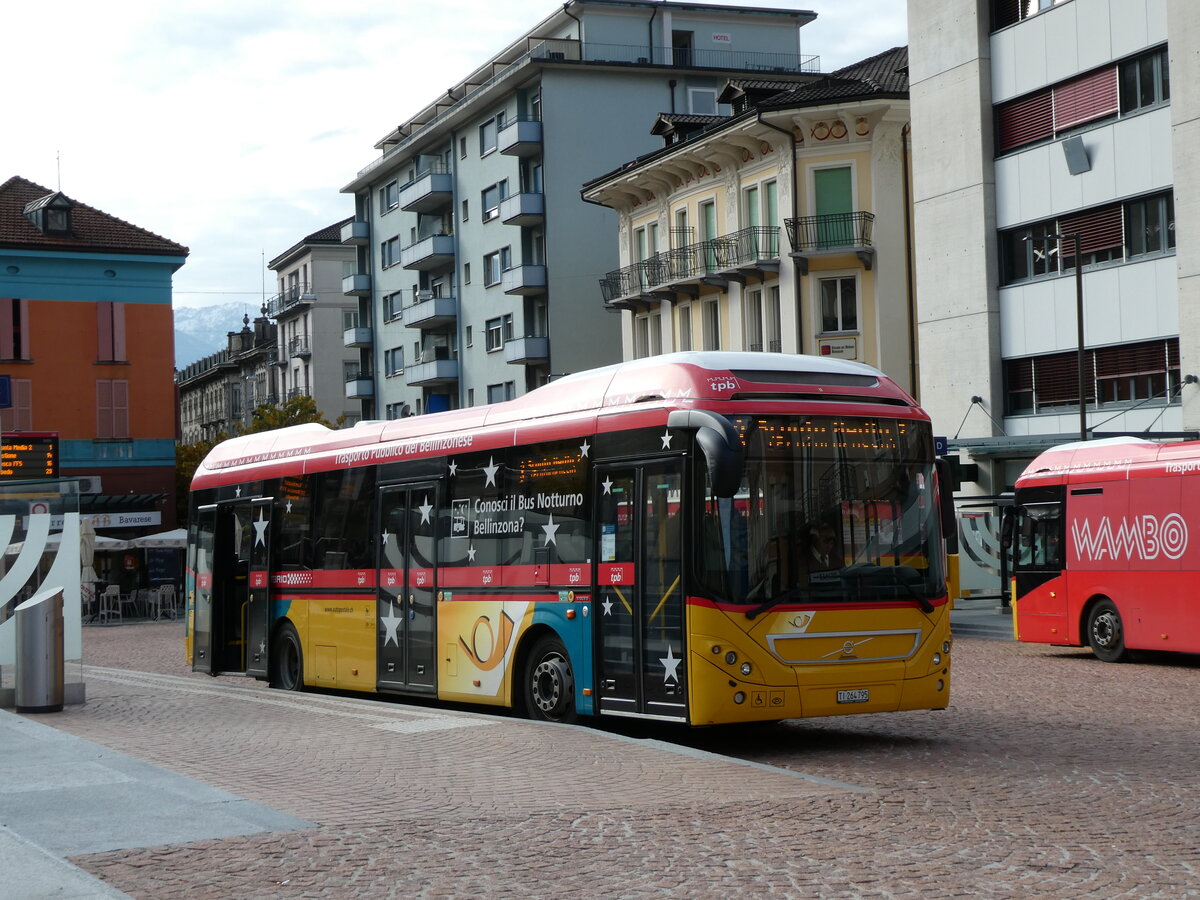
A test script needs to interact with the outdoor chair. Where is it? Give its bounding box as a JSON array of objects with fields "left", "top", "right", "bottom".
[{"left": 98, "top": 585, "right": 122, "bottom": 624}]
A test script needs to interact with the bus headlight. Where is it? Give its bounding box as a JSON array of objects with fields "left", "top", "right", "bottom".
[
  {"left": 740, "top": 662, "right": 752, "bottom": 676},
  {"left": 942, "top": 640, "right": 952, "bottom": 654},
  {"left": 725, "top": 651, "right": 737, "bottom": 665},
  {"left": 932, "top": 653, "right": 942, "bottom": 666},
  {"left": 734, "top": 691, "right": 746, "bottom": 704}
]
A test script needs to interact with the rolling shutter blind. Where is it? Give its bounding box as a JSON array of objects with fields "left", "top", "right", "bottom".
[
  {"left": 1057, "top": 205, "right": 1124, "bottom": 257},
  {"left": 997, "top": 91, "right": 1053, "bottom": 153},
  {"left": 1054, "top": 67, "right": 1118, "bottom": 131}
]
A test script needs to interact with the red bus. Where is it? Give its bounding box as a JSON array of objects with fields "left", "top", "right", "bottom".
[
  {"left": 185, "top": 352, "right": 955, "bottom": 725},
  {"left": 1009, "top": 436, "right": 1200, "bottom": 661}
]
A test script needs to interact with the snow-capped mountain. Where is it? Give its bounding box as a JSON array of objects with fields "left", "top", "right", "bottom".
[{"left": 173, "top": 301, "right": 261, "bottom": 369}]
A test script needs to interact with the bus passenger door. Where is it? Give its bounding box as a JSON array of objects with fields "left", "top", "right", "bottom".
[
  {"left": 595, "top": 460, "right": 687, "bottom": 721},
  {"left": 377, "top": 482, "right": 439, "bottom": 694},
  {"left": 190, "top": 504, "right": 217, "bottom": 673},
  {"left": 243, "top": 497, "right": 273, "bottom": 678}
]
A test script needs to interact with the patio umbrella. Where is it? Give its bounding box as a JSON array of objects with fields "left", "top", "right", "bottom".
[{"left": 132, "top": 528, "right": 187, "bottom": 549}]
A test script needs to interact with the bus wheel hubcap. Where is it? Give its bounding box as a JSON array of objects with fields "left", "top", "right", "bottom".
[
  {"left": 1094, "top": 613, "right": 1119, "bottom": 647},
  {"left": 532, "top": 656, "right": 570, "bottom": 714}
]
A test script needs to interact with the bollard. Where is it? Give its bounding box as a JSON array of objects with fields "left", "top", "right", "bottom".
[{"left": 15, "top": 587, "right": 65, "bottom": 713}]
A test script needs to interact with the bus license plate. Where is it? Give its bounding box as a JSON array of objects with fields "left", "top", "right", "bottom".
[{"left": 837, "top": 689, "right": 869, "bottom": 704}]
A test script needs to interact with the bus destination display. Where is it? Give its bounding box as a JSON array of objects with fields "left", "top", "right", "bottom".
[{"left": 1, "top": 433, "right": 59, "bottom": 479}]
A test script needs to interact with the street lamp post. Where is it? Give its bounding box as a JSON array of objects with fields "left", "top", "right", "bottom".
[{"left": 1048, "top": 232, "right": 1086, "bottom": 441}]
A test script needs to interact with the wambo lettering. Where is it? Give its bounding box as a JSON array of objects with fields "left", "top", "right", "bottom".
[{"left": 1072, "top": 514, "right": 1188, "bottom": 561}]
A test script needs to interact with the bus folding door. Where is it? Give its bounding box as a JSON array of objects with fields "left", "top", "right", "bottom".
[{"left": 594, "top": 460, "right": 687, "bottom": 722}]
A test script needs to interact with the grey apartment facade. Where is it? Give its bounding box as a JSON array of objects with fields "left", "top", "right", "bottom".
[
  {"left": 909, "top": 0, "right": 1200, "bottom": 493},
  {"left": 341, "top": 0, "right": 819, "bottom": 418}
]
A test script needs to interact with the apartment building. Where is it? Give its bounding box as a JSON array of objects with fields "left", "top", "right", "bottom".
[
  {"left": 909, "top": 0, "right": 1198, "bottom": 492},
  {"left": 583, "top": 47, "right": 916, "bottom": 393},
  {"left": 341, "top": 0, "right": 819, "bottom": 418},
  {"left": 0, "top": 176, "right": 187, "bottom": 529},
  {"left": 266, "top": 218, "right": 361, "bottom": 425}
]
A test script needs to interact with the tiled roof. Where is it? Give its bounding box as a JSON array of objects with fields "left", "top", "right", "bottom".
[
  {"left": 267, "top": 216, "right": 355, "bottom": 269},
  {"left": 759, "top": 46, "right": 908, "bottom": 109},
  {"left": 0, "top": 176, "right": 188, "bottom": 257}
]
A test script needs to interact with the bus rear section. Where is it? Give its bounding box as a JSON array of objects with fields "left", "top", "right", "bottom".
[{"left": 1009, "top": 436, "right": 1200, "bottom": 661}]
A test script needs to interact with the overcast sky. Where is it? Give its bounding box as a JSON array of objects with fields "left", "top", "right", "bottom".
[{"left": 4, "top": 0, "right": 907, "bottom": 311}]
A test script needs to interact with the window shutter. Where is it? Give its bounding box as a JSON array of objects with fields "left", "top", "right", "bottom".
[
  {"left": 1053, "top": 67, "right": 1118, "bottom": 132},
  {"left": 14, "top": 378, "right": 31, "bottom": 431},
  {"left": 112, "top": 302, "right": 126, "bottom": 361},
  {"left": 0, "top": 298, "right": 13, "bottom": 359},
  {"left": 97, "top": 380, "right": 113, "bottom": 439},
  {"left": 97, "top": 301, "right": 114, "bottom": 361},
  {"left": 1034, "top": 351, "right": 1092, "bottom": 405},
  {"left": 997, "top": 90, "right": 1053, "bottom": 153},
  {"left": 1058, "top": 205, "right": 1124, "bottom": 257},
  {"left": 113, "top": 380, "right": 130, "bottom": 439}
]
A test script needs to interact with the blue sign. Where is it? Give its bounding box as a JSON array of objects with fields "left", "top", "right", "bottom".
[
  {"left": 0, "top": 374, "right": 9, "bottom": 410},
  {"left": 934, "top": 435, "right": 949, "bottom": 457}
]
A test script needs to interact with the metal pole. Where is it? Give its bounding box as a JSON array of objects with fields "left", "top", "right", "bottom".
[{"left": 1072, "top": 233, "right": 1086, "bottom": 441}]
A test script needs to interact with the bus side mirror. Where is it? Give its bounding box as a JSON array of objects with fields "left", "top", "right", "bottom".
[
  {"left": 1000, "top": 510, "right": 1014, "bottom": 550},
  {"left": 667, "top": 409, "right": 744, "bottom": 498},
  {"left": 934, "top": 457, "right": 957, "bottom": 545}
]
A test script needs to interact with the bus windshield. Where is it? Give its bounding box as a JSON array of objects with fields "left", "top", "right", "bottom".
[{"left": 700, "top": 414, "right": 942, "bottom": 615}]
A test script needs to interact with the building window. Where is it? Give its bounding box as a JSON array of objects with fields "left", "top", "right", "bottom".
[
  {"left": 463, "top": 262, "right": 471, "bottom": 284},
  {"left": 484, "top": 247, "right": 511, "bottom": 286},
  {"left": 380, "top": 180, "right": 399, "bottom": 212},
  {"left": 1004, "top": 338, "right": 1179, "bottom": 414},
  {"left": 701, "top": 299, "right": 720, "bottom": 350},
  {"left": 688, "top": 88, "right": 718, "bottom": 115},
  {"left": 1119, "top": 45, "right": 1169, "bottom": 114},
  {"left": 96, "top": 301, "right": 126, "bottom": 362},
  {"left": 459, "top": 136, "right": 467, "bottom": 159},
  {"left": 486, "top": 314, "right": 513, "bottom": 351},
  {"left": 479, "top": 112, "right": 505, "bottom": 155},
  {"left": 96, "top": 379, "right": 130, "bottom": 439},
  {"left": 992, "top": 0, "right": 1074, "bottom": 31},
  {"left": 1125, "top": 192, "right": 1175, "bottom": 258},
  {"left": 0, "top": 298, "right": 29, "bottom": 360},
  {"left": 482, "top": 180, "right": 508, "bottom": 221},
  {"left": 0, "top": 378, "right": 31, "bottom": 431},
  {"left": 487, "top": 381, "right": 515, "bottom": 403},
  {"left": 766, "top": 285, "right": 782, "bottom": 352},
  {"left": 743, "top": 289, "right": 764, "bottom": 352},
  {"left": 461, "top": 199, "right": 469, "bottom": 222},
  {"left": 383, "top": 291, "right": 403, "bottom": 321},
  {"left": 381, "top": 236, "right": 400, "bottom": 268},
  {"left": 466, "top": 325, "right": 473, "bottom": 348},
  {"left": 819, "top": 276, "right": 858, "bottom": 333},
  {"left": 385, "top": 347, "right": 404, "bottom": 375},
  {"left": 678, "top": 304, "right": 692, "bottom": 351}
]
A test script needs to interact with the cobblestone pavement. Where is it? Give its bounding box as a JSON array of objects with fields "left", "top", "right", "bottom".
[{"left": 33, "top": 622, "right": 1200, "bottom": 898}]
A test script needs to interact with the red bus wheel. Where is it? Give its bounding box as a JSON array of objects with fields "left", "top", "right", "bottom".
[
  {"left": 1086, "top": 599, "right": 1128, "bottom": 663},
  {"left": 524, "top": 636, "right": 576, "bottom": 723}
]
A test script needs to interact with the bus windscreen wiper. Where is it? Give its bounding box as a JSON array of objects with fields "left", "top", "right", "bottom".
[{"left": 745, "top": 587, "right": 809, "bottom": 620}]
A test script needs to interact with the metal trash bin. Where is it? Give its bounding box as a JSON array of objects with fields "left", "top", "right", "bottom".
[{"left": 15, "top": 587, "right": 65, "bottom": 713}]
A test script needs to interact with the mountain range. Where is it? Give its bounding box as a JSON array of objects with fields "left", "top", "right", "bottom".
[{"left": 173, "top": 301, "right": 263, "bottom": 370}]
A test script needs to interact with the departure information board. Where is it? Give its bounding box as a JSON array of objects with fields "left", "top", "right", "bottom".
[{"left": 1, "top": 433, "right": 59, "bottom": 479}]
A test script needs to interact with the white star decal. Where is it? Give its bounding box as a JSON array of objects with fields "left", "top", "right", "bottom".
[
  {"left": 602, "top": 476, "right": 613, "bottom": 495},
  {"left": 285, "top": 500, "right": 292, "bottom": 514},
  {"left": 542, "top": 513, "right": 560, "bottom": 546},
  {"left": 381, "top": 531, "right": 390, "bottom": 546},
  {"left": 602, "top": 597, "right": 614, "bottom": 616},
  {"left": 380, "top": 601, "right": 402, "bottom": 647},
  {"left": 235, "top": 486, "right": 242, "bottom": 498},
  {"left": 484, "top": 457, "right": 499, "bottom": 487},
  {"left": 467, "top": 544, "right": 477, "bottom": 562},
  {"left": 660, "top": 644, "right": 682, "bottom": 683},
  {"left": 580, "top": 440, "right": 591, "bottom": 458},
  {"left": 449, "top": 460, "right": 458, "bottom": 476},
  {"left": 419, "top": 495, "right": 433, "bottom": 525},
  {"left": 660, "top": 430, "right": 674, "bottom": 450},
  {"left": 259, "top": 640, "right": 267, "bottom": 656},
  {"left": 253, "top": 509, "right": 269, "bottom": 546}
]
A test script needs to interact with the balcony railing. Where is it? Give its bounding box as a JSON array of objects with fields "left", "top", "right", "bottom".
[
  {"left": 342, "top": 273, "right": 371, "bottom": 296},
  {"left": 343, "top": 326, "right": 373, "bottom": 348},
  {"left": 502, "top": 264, "right": 547, "bottom": 295},
  {"left": 498, "top": 116, "right": 543, "bottom": 156},
  {"left": 504, "top": 335, "right": 550, "bottom": 365},
  {"left": 401, "top": 234, "right": 455, "bottom": 271},
  {"left": 341, "top": 220, "right": 369, "bottom": 245},
  {"left": 344, "top": 371, "right": 374, "bottom": 400},
  {"left": 288, "top": 336, "right": 311, "bottom": 358},
  {"left": 266, "top": 283, "right": 317, "bottom": 318},
  {"left": 399, "top": 161, "right": 453, "bottom": 213},
  {"left": 785, "top": 212, "right": 875, "bottom": 274},
  {"left": 599, "top": 226, "right": 781, "bottom": 308},
  {"left": 402, "top": 293, "right": 457, "bottom": 330},
  {"left": 499, "top": 192, "right": 545, "bottom": 226}
]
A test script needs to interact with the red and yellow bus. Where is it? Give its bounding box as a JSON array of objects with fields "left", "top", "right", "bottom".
[
  {"left": 185, "top": 352, "right": 954, "bottom": 725},
  {"left": 1009, "top": 436, "right": 1200, "bottom": 661}
]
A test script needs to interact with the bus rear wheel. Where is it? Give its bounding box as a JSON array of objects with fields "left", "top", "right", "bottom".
[
  {"left": 524, "top": 636, "right": 576, "bottom": 724},
  {"left": 1087, "top": 599, "right": 1128, "bottom": 663},
  {"left": 272, "top": 623, "right": 304, "bottom": 690}
]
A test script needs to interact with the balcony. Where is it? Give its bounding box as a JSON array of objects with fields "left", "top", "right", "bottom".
[
  {"left": 288, "top": 336, "right": 311, "bottom": 359},
  {"left": 405, "top": 347, "right": 459, "bottom": 386},
  {"left": 785, "top": 212, "right": 875, "bottom": 275},
  {"left": 504, "top": 335, "right": 549, "bottom": 365},
  {"left": 286, "top": 387, "right": 310, "bottom": 401},
  {"left": 502, "top": 264, "right": 547, "bottom": 295},
  {"left": 402, "top": 292, "right": 458, "bottom": 330},
  {"left": 341, "top": 220, "right": 370, "bottom": 245},
  {"left": 500, "top": 192, "right": 545, "bottom": 226},
  {"left": 267, "top": 282, "right": 317, "bottom": 318},
  {"left": 343, "top": 326, "right": 373, "bottom": 348},
  {"left": 345, "top": 372, "right": 375, "bottom": 400},
  {"left": 399, "top": 164, "right": 453, "bottom": 213},
  {"left": 342, "top": 273, "right": 371, "bottom": 296},
  {"left": 498, "top": 117, "right": 543, "bottom": 157},
  {"left": 401, "top": 234, "right": 455, "bottom": 271}
]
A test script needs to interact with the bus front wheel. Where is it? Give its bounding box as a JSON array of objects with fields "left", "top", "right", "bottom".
[
  {"left": 1086, "top": 599, "right": 1128, "bottom": 663},
  {"left": 523, "top": 635, "right": 576, "bottom": 724},
  {"left": 272, "top": 623, "right": 305, "bottom": 690}
]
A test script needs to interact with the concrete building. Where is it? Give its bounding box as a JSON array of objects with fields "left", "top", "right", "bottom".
[
  {"left": 909, "top": 0, "right": 1196, "bottom": 492},
  {"left": 266, "top": 218, "right": 361, "bottom": 425},
  {"left": 341, "top": 0, "right": 819, "bottom": 419},
  {"left": 0, "top": 176, "right": 187, "bottom": 530},
  {"left": 582, "top": 48, "right": 916, "bottom": 393},
  {"left": 176, "top": 312, "right": 278, "bottom": 444}
]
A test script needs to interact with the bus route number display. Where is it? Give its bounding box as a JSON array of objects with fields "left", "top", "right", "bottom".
[{"left": 1, "top": 433, "right": 59, "bottom": 479}]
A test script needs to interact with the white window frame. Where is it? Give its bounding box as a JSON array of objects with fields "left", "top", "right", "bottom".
[{"left": 816, "top": 273, "right": 859, "bottom": 335}]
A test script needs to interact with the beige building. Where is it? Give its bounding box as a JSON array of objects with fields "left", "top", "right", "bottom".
[
  {"left": 177, "top": 313, "right": 277, "bottom": 444},
  {"left": 582, "top": 48, "right": 917, "bottom": 395}
]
